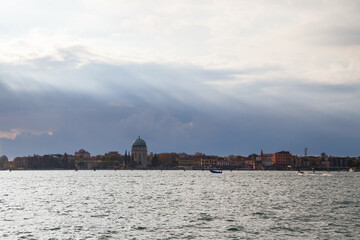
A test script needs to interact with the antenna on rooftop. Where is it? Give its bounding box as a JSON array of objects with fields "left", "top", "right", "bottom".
[{"left": 304, "top": 147, "right": 308, "bottom": 157}]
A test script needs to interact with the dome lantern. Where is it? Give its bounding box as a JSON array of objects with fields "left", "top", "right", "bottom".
[{"left": 132, "top": 136, "right": 147, "bottom": 147}]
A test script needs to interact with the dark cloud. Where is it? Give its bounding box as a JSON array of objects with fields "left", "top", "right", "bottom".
[{"left": 0, "top": 57, "right": 359, "bottom": 159}]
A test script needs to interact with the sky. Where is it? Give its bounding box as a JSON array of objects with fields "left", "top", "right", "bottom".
[{"left": 0, "top": 0, "right": 359, "bottom": 159}]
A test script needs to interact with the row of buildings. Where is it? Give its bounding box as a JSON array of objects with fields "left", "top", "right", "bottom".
[
  {"left": 2, "top": 137, "right": 359, "bottom": 170},
  {"left": 178, "top": 150, "right": 359, "bottom": 170},
  {"left": 3, "top": 137, "right": 148, "bottom": 170}
]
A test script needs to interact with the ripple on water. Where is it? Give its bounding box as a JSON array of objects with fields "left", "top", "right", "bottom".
[
  {"left": 43, "top": 227, "right": 61, "bottom": 232},
  {"left": 227, "top": 226, "right": 244, "bottom": 232},
  {"left": 0, "top": 170, "right": 359, "bottom": 239},
  {"left": 134, "top": 226, "right": 147, "bottom": 230},
  {"left": 198, "top": 213, "right": 214, "bottom": 222}
]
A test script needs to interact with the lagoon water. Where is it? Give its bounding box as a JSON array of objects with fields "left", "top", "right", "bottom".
[{"left": 1, "top": 170, "right": 359, "bottom": 239}]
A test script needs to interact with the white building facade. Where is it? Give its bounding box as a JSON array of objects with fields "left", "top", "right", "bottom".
[{"left": 131, "top": 136, "right": 148, "bottom": 168}]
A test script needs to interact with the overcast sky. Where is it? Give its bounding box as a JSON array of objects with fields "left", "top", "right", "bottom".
[{"left": 1, "top": 0, "right": 359, "bottom": 159}]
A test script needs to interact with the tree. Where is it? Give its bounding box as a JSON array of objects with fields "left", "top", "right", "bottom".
[
  {"left": 248, "top": 154, "right": 258, "bottom": 160},
  {"left": 129, "top": 154, "right": 137, "bottom": 168},
  {"left": 0, "top": 155, "right": 8, "bottom": 162},
  {"left": 0, "top": 155, "right": 8, "bottom": 168},
  {"left": 62, "top": 153, "right": 69, "bottom": 169},
  {"left": 355, "top": 158, "right": 360, "bottom": 168},
  {"left": 151, "top": 153, "right": 160, "bottom": 168},
  {"left": 124, "top": 150, "right": 133, "bottom": 168}
]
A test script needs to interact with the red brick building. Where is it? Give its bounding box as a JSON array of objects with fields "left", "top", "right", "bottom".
[{"left": 272, "top": 151, "right": 293, "bottom": 166}]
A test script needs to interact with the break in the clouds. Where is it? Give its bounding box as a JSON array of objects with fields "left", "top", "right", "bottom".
[{"left": 0, "top": 0, "right": 359, "bottom": 158}]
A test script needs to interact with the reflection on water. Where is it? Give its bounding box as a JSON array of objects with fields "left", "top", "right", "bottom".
[{"left": 0, "top": 170, "right": 359, "bottom": 239}]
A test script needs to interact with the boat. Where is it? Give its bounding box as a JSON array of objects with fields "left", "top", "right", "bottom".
[{"left": 210, "top": 169, "right": 222, "bottom": 174}]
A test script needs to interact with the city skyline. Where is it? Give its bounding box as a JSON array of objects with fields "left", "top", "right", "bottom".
[
  {"left": 2, "top": 136, "right": 359, "bottom": 161},
  {"left": 1, "top": 1, "right": 360, "bottom": 159}
]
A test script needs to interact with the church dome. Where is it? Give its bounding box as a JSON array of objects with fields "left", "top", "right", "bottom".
[{"left": 132, "top": 136, "right": 147, "bottom": 147}]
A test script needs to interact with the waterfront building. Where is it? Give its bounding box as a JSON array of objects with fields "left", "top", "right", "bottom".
[
  {"left": 131, "top": 136, "right": 148, "bottom": 168},
  {"left": 13, "top": 157, "right": 26, "bottom": 169},
  {"left": 177, "top": 153, "right": 190, "bottom": 167},
  {"left": 229, "top": 157, "right": 244, "bottom": 168},
  {"left": 63, "top": 154, "right": 75, "bottom": 169},
  {"left": 191, "top": 153, "right": 205, "bottom": 166},
  {"left": 157, "top": 152, "right": 178, "bottom": 168},
  {"left": 201, "top": 157, "right": 218, "bottom": 167},
  {"left": 105, "top": 151, "right": 120, "bottom": 156},
  {"left": 75, "top": 149, "right": 90, "bottom": 159},
  {"left": 272, "top": 151, "right": 293, "bottom": 166},
  {"left": 75, "top": 149, "right": 91, "bottom": 169},
  {"left": 260, "top": 149, "right": 273, "bottom": 167},
  {"left": 178, "top": 154, "right": 203, "bottom": 168},
  {"left": 200, "top": 155, "right": 219, "bottom": 168},
  {"left": 244, "top": 157, "right": 254, "bottom": 169},
  {"left": 12, "top": 154, "right": 65, "bottom": 169},
  {"left": 328, "top": 156, "right": 354, "bottom": 168},
  {"left": 218, "top": 158, "right": 230, "bottom": 167}
]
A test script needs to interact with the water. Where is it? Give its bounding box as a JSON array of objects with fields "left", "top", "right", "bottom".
[{"left": 1, "top": 170, "right": 359, "bottom": 239}]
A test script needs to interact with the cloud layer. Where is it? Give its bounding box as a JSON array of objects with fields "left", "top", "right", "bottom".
[{"left": 1, "top": 52, "right": 359, "bottom": 158}]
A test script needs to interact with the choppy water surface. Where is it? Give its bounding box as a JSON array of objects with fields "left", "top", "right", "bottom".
[{"left": 1, "top": 170, "right": 359, "bottom": 239}]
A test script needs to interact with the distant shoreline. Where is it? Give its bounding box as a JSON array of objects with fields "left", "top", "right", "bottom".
[{"left": 1, "top": 167, "right": 357, "bottom": 172}]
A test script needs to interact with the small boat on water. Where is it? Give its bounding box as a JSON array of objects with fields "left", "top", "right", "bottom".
[{"left": 210, "top": 169, "right": 222, "bottom": 174}]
